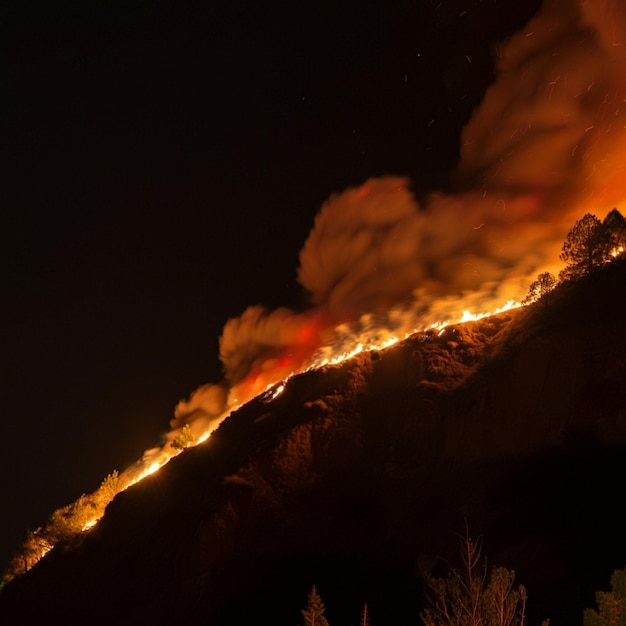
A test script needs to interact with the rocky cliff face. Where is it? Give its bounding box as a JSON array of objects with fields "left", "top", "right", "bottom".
[{"left": 1, "top": 262, "right": 625, "bottom": 625}]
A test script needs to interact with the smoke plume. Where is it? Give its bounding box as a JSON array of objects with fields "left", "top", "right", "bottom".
[{"left": 172, "top": 0, "right": 626, "bottom": 439}]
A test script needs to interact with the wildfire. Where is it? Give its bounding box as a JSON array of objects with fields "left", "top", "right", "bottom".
[
  {"left": 0, "top": 270, "right": 607, "bottom": 581},
  {"left": 15, "top": 266, "right": 608, "bottom": 577},
  {"left": 131, "top": 304, "right": 526, "bottom": 485},
  {"left": 304, "top": 299, "right": 522, "bottom": 374},
  {"left": 14, "top": 251, "right": 617, "bottom": 586},
  {"left": 459, "top": 300, "right": 520, "bottom": 324},
  {"left": 8, "top": 0, "right": 626, "bottom": 589}
]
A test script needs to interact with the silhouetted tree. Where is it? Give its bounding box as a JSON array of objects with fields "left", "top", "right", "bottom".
[
  {"left": 559, "top": 213, "right": 613, "bottom": 280},
  {"left": 419, "top": 526, "right": 545, "bottom": 626},
  {"left": 603, "top": 208, "right": 626, "bottom": 259},
  {"left": 523, "top": 272, "right": 557, "bottom": 306},
  {"left": 583, "top": 566, "right": 626, "bottom": 626},
  {"left": 301, "top": 585, "right": 330, "bottom": 626}
]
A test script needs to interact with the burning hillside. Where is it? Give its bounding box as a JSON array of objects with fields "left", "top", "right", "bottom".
[
  {"left": 1, "top": 258, "right": 625, "bottom": 625},
  {"left": 147, "top": 0, "right": 626, "bottom": 488},
  {"left": 4, "top": 0, "right": 626, "bottom": 587}
]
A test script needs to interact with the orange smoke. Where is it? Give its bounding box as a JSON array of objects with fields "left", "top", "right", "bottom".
[
  {"left": 173, "top": 0, "right": 626, "bottom": 446},
  {"left": 458, "top": 0, "right": 626, "bottom": 216}
]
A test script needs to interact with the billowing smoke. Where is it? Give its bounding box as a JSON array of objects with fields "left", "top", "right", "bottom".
[
  {"left": 297, "top": 0, "right": 626, "bottom": 323},
  {"left": 169, "top": 383, "right": 228, "bottom": 436},
  {"left": 298, "top": 178, "right": 546, "bottom": 323},
  {"left": 170, "top": 0, "right": 626, "bottom": 440},
  {"left": 298, "top": 177, "right": 427, "bottom": 319},
  {"left": 458, "top": 0, "right": 626, "bottom": 206},
  {"left": 218, "top": 306, "right": 323, "bottom": 387}
]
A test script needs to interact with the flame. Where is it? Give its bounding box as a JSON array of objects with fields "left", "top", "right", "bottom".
[
  {"left": 197, "top": 431, "right": 212, "bottom": 445},
  {"left": 263, "top": 383, "right": 286, "bottom": 402},
  {"left": 459, "top": 300, "right": 521, "bottom": 324},
  {"left": 302, "top": 299, "right": 522, "bottom": 373},
  {"left": 38, "top": 544, "right": 53, "bottom": 560},
  {"left": 128, "top": 461, "right": 166, "bottom": 486}
]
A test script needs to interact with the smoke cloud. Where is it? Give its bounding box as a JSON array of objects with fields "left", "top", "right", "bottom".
[
  {"left": 170, "top": 383, "right": 228, "bottom": 433},
  {"left": 458, "top": 0, "right": 626, "bottom": 205},
  {"left": 172, "top": 0, "right": 626, "bottom": 439},
  {"left": 295, "top": 0, "right": 626, "bottom": 325},
  {"left": 218, "top": 306, "right": 322, "bottom": 387},
  {"left": 297, "top": 177, "right": 426, "bottom": 319}
]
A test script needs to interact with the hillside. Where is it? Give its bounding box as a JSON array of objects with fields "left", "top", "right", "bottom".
[{"left": 1, "top": 261, "right": 625, "bottom": 625}]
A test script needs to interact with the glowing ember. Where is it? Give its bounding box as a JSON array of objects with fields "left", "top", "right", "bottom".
[
  {"left": 38, "top": 545, "right": 52, "bottom": 560},
  {"left": 459, "top": 300, "right": 521, "bottom": 325},
  {"left": 197, "top": 431, "right": 212, "bottom": 445},
  {"left": 263, "top": 383, "right": 286, "bottom": 402},
  {"left": 124, "top": 460, "right": 167, "bottom": 490}
]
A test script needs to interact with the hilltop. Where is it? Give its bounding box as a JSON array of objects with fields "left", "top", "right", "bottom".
[{"left": 1, "top": 260, "right": 625, "bottom": 625}]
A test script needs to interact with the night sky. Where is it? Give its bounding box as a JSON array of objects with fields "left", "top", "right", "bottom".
[{"left": 3, "top": 1, "right": 548, "bottom": 569}]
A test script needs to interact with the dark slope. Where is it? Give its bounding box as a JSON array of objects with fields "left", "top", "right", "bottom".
[{"left": 1, "top": 261, "right": 625, "bottom": 625}]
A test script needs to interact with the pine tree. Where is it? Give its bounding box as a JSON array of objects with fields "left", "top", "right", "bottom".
[
  {"left": 301, "top": 585, "right": 330, "bottom": 626},
  {"left": 522, "top": 272, "right": 557, "bottom": 306},
  {"left": 603, "top": 208, "right": 626, "bottom": 259},
  {"left": 559, "top": 213, "right": 613, "bottom": 280}
]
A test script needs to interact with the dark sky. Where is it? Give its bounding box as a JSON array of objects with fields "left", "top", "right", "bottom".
[{"left": 2, "top": 2, "right": 542, "bottom": 569}]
